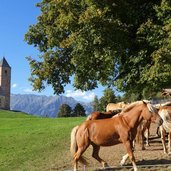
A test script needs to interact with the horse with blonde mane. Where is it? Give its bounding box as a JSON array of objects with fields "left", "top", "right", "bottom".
[
  {"left": 70, "top": 101, "right": 162, "bottom": 171},
  {"left": 106, "top": 102, "right": 128, "bottom": 112},
  {"left": 157, "top": 102, "right": 171, "bottom": 154}
]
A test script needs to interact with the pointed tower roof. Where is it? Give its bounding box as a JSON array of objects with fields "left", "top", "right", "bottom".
[{"left": 0, "top": 57, "right": 11, "bottom": 68}]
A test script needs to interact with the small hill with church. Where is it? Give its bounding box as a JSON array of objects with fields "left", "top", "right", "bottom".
[{"left": 0, "top": 57, "right": 92, "bottom": 117}]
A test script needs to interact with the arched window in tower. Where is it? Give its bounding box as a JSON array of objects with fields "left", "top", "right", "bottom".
[{"left": 5, "top": 70, "right": 7, "bottom": 75}]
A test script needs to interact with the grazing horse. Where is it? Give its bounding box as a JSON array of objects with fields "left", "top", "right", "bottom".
[
  {"left": 86, "top": 109, "right": 122, "bottom": 121},
  {"left": 106, "top": 102, "right": 128, "bottom": 112},
  {"left": 158, "top": 104, "right": 171, "bottom": 154},
  {"left": 70, "top": 101, "right": 162, "bottom": 171}
]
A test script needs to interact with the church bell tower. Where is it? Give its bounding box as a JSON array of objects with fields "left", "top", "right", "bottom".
[{"left": 0, "top": 57, "right": 11, "bottom": 110}]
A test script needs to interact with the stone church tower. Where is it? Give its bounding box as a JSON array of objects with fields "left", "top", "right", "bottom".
[{"left": 0, "top": 57, "right": 11, "bottom": 110}]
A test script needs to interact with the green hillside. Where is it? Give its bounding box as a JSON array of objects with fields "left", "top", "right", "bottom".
[
  {"left": 0, "top": 110, "right": 85, "bottom": 171},
  {"left": 0, "top": 110, "right": 36, "bottom": 118}
]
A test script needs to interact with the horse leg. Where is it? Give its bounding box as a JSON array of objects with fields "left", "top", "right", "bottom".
[
  {"left": 121, "top": 140, "right": 137, "bottom": 171},
  {"left": 92, "top": 144, "right": 109, "bottom": 168},
  {"left": 74, "top": 144, "right": 89, "bottom": 171},
  {"left": 141, "top": 131, "right": 146, "bottom": 150},
  {"left": 120, "top": 153, "right": 129, "bottom": 166},
  {"left": 144, "top": 128, "right": 150, "bottom": 147},
  {"left": 73, "top": 128, "right": 90, "bottom": 171},
  {"left": 142, "top": 121, "right": 151, "bottom": 149},
  {"left": 160, "top": 126, "right": 167, "bottom": 154},
  {"left": 120, "top": 139, "right": 135, "bottom": 166},
  {"left": 156, "top": 126, "right": 160, "bottom": 137},
  {"left": 168, "top": 132, "right": 171, "bottom": 155}
]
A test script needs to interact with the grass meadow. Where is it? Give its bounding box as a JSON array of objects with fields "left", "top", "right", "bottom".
[
  {"left": 2, "top": 110, "right": 171, "bottom": 171},
  {"left": 0, "top": 110, "right": 85, "bottom": 171}
]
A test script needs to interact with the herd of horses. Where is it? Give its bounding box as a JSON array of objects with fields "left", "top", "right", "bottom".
[{"left": 70, "top": 100, "right": 171, "bottom": 171}]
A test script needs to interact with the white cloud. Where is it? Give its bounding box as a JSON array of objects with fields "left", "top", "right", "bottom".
[
  {"left": 65, "top": 90, "right": 95, "bottom": 101},
  {"left": 23, "top": 88, "right": 33, "bottom": 93},
  {"left": 12, "top": 83, "right": 18, "bottom": 88}
]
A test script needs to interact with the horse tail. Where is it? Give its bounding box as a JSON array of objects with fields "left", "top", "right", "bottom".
[
  {"left": 70, "top": 125, "right": 79, "bottom": 155},
  {"left": 136, "top": 122, "right": 143, "bottom": 145},
  {"left": 70, "top": 125, "right": 88, "bottom": 165}
]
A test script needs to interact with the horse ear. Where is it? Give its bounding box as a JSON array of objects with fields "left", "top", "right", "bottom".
[{"left": 142, "top": 100, "right": 150, "bottom": 104}]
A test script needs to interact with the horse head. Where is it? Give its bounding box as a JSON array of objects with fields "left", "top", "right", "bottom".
[{"left": 142, "top": 100, "right": 163, "bottom": 126}]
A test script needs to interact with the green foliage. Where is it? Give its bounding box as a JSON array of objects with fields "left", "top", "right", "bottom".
[
  {"left": 136, "top": 0, "right": 171, "bottom": 93},
  {"left": 92, "top": 95, "right": 100, "bottom": 111},
  {"left": 25, "top": 0, "right": 171, "bottom": 97},
  {"left": 99, "top": 88, "right": 117, "bottom": 111},
  {"left": 72, "top": 103, "right": 86, "bottom": 117},
  {"left": 57, "top": 104, "right": 72, "bottom": 117}
]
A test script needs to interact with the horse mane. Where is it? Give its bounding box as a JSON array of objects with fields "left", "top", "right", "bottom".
[
  {"left": 122, "top": 100, "right": 157, "bottom": 114},
  {"left": 146, "top": 103, "right": 158, "bottom": 114},
  {"left": 162, "top": 102, "right": 171, "bottom": 106},
  {"left": 122, "top": 101, "right": 143, "bottom": 112}
]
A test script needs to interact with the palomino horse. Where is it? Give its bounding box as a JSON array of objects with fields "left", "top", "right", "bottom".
[
  {"left": 70, "top": 101, "right": 162, "bottom": 171},
  {"left": 158, "top": 103, "right": 171, "bottom": 154},
  {"left": 86, "top": 110, "right": 122, "bottom": 121},
  {"left": 106, "top": 102, "right": 128, "bottom": 112}
]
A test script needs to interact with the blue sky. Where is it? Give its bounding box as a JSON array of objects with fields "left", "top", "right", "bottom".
[{"left": 0, "top": 0, "right": 107, "bottom": 102}]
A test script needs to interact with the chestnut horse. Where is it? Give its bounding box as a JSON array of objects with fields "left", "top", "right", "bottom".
[
  {"left": 158, "top": 103, "right": 171, "bottom": 154},
  {"left": 70, "top": 101, "right": 162, "bottom": 171},
  {"left": 87, "top": 109, "right": 150, "bottom": 150}
]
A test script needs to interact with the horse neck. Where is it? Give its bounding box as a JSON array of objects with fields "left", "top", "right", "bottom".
[{"left": 122, "top": 109, "right": 143, "bottom": 129}]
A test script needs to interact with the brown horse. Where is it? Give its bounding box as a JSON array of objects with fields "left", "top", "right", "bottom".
[
  {"left": 158, "top": 104, "right": 171, "bottom": 154},
  {"left": 87, "top": 109, "right": 151, "bottom": 150},
  {"left": 86, "top": 109, "right": 122, "bottom": 121},
  {"left": 70, "top": 101, "right": 162, "bottom": 171}
]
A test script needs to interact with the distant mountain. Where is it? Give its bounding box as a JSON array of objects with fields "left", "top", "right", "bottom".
[{"left": 10, "top": 94, "right": 93, "bottom": 117}]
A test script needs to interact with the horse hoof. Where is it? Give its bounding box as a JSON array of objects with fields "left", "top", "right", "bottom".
[
  {"left": 142, "top": 147, "right": 146, "bottom": 150},
  {"left": 102, "top": 162, "right": 109, "bottom": 168},
  {"left": 164, "top": 151, "right": 168, "bottom": 155},
  {"left": 104, "top": 163, "right": 109, "bottom": 168},
  {"left": 120, "top": 160, "right": 125, "bottom": 166}
]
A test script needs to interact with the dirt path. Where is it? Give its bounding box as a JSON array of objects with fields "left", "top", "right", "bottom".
[{"left": 64, "top": 123, "right": 171, "bottom": 171}]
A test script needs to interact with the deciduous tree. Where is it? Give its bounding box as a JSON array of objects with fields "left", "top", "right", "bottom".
[
  {"left": 99, "top": 88, "right": 117, "bottom": 111},
  {"left": 57, "top": 104, "right": 72, "bottom": 117},
  {"left": 92, "top": 95, "right": 100, "bottom": 111},
  {"left": 72, "top": 103, "right": 86, "bottom": 117},
  {"left": 25, "top": 0, "right": 171, "bottom": 97}
]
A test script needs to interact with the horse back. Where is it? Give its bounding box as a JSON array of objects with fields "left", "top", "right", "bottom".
[{"left": 86, "top": 110, "right": 121, "bottom": 121}]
